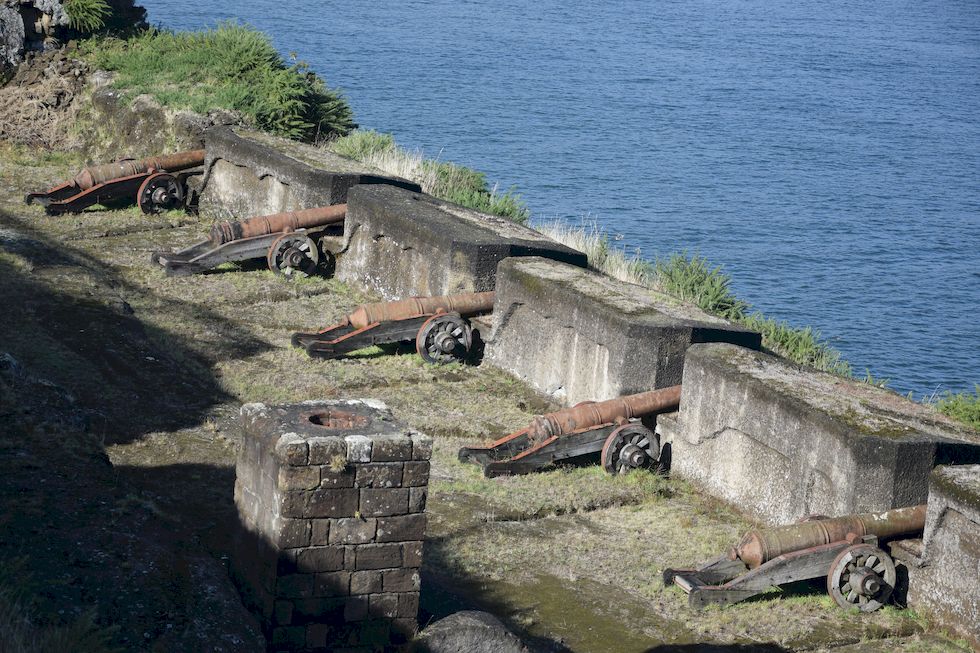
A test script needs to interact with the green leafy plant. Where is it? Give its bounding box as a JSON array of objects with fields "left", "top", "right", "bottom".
[
  {"left": 654, "top": 253, "right": 750, "bottom": 321},
  {"left": 63, "top": 0, "right": 111, "bottom": 33},
  {"left": 934, "top": 385, "right": 980, "bottom": 430},
  {"left": 79, "top": 23, "right": 355, "bottom": 141}
]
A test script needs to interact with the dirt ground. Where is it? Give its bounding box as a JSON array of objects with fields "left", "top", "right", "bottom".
[{"left": 0, "top": 143, "right": 969, "bottom": 652}]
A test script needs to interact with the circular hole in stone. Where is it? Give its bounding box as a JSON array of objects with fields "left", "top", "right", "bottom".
[{"left": 308, "top": 410, "right": 370, "bottom": 430}]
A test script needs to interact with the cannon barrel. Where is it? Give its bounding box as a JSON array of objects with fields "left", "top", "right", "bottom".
[
  {"left": 209, "top": 204, "right": 348, "bottom": 245},
  {"left": 733, "top": 504, "right": 927, "bottom": 569},
  {"left": 343, "top": 292, "right": 496, "bottom": 329},
  {"left": 73, "top": 150, "right": 206, "bottom": 190},
  {"left": 528, "top": 385, "right": 682, "bottom": 439}
]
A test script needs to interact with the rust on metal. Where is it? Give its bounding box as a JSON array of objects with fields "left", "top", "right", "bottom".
[
  {"left": 732, "top": 504, "right": 927, "bottom": 569},
  {"left": 342, "top": 292, "right": 496, "bottom": 329},
  {"left": 210, "top": 204, "right": 348, "bottom": 244},
  {"left": 74, "top": 149, "right": 205, "bottom": 190},
  {"left": 528, "top": 386, "right": 682, "bottom": 439}
]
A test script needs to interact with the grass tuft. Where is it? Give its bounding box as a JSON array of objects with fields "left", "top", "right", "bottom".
[
  {"left": 78, "top": 23, "right": 355, "bottom": 141},
  {"left": 535, "top": 218, "right": 654, "bottom": 285},
  {"left": 934, "top": 385, "right": 980, "bottom": 431},
  {"left": 327, "top": 129, "right": 530, "bottom": 223},
  {"left": 653, "top": 253, "right": 750, "bottom": 321},
  {"left": 64, "top": 0, "right": 111, "bottom": 32}
]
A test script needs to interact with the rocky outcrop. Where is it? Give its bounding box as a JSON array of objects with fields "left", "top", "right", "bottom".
[
  {"left": 411, "top": 611, "right": 531, "bottom": 653},
  {"left": 1, "top": 0, "right": 146, "bottom": 74}
]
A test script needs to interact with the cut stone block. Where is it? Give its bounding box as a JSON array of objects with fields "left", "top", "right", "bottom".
[
  {"left": 669, "top": 343, "right": 980, "bottom": 525},
  {"left": 907, "top": 465, "right": 980, "bottom": 647},
  {"left": 199, "top": 127, "right": 421, "bottom": 219},
  {"left": 485, "top": 256, "right": 762, "bottom": 406},
  {"left": 231, "top": 399, "right": 431, "bottom": 650},
  {"left": 335, "top": 185, "right": 587, "bottom": 299}
]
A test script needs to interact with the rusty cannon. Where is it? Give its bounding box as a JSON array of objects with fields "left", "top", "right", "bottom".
[
  {"left": 664, "top": 504, "right": 927, "bottom": 612},
  {"left": 25, "top": 150, "right": 205, "bottom": 215},
  {"left": 459, "top": 385, "right": 681, "bottom": 477},
  {"left": 151, "top": 204, "right": 347, "bottom": 277},
  {"left": 292, "top": 291, "right": 495, "bottom": 364}
]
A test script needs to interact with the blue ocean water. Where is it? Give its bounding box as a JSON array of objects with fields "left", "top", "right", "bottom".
[{"left": 140, "top": 0, "right": 980, "bottom": 397}]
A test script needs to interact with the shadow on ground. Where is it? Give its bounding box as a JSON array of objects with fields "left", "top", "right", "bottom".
[{"left": 0, "top": 207, "right": 270, "bottom": 444}]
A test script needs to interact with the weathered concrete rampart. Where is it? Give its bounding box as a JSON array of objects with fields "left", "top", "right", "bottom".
[
  {"left": 668, "top": 343, "right": 980, "bottom": 525},
  {"left": 905, "top": 465, "right": 980, "bottom": 647},
  {"left": 232, "top": 399, "right": 431, "bottom": 652},
  {"left": 485, "top": 256, "right": 761, "bottom": 406},
  {"left": 199, "top": 127, "right": 421, "bottom": 219},
  {"left": 335, "top": 185, "right": 586, "bottom": 299}
]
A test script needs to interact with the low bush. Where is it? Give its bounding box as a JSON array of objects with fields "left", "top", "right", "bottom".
[{"left": 79, "top": 23, "right": 355, "bottom": 141}]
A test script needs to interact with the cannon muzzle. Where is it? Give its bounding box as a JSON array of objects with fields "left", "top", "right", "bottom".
[
  {"left": 733, "top": 504, "right": 927, "bottom": 569},
  {"left": 528, "top": 385, "right": 682, "bottom": 439},
  {"left": 73, "top": 149, "right": 206, "bottom": 190},
  {"left": 209, "top": 204, "right": 348, "bottom": 245},
  {"left": 342, "top": 292, "right": 497, "bottom": 329}
]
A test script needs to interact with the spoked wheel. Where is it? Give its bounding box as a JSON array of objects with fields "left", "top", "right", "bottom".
[
  {"left": 267, "top": 234, "right": 320, "bottom": 278},
  {"left": 137, "top": 173, "right": 184, "bottom": 214},
  {"left": 827, "top": 544, "right": 896, "bottom": 612},
  {"left": 600, "top": 423, "right": 659, "bottom": 475},
  {"left": 415, "top": 313, "right": 472, "bottom": 364}
]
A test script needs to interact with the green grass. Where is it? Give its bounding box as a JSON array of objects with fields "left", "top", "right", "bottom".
[
  {"left": 934, "top": 385, "right": 980, "bottom": 430},
  {"left": 328, "top": 129, "right": 530, "bottom": 223},
  {"left": 433, "top": 464, "right": 672, "bottom": 521},
  {"left": 64, "top": 0, "right": 111, "bottom": 32},
  {"left": 78, "top": 23, "right": 355, "bottom": 142}
]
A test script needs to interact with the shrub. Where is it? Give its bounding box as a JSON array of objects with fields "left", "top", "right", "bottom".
[
  {"left": 64, "top": 0, "right": 111, "bottom": 32},
  {"left": 80, "top": 23, "right": 355, "bottom": 141}
]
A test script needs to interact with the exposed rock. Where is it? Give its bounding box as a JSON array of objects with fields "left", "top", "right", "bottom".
[
  {"left": 1, "top": 0, "right": 146, "bottom": 74},
  {"left": 411, "top": 611, "right": 531, "bottom": 653}
]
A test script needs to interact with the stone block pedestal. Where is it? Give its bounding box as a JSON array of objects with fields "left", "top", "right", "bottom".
[
  {"left": 232, "top": 399, "right": 432, "bottom": 652},
  {"left": 485, "top": 256, "right": 761, "bottom": 406},
  {"left": 335, "top": 185, "right": 586, "bottom": 299},
  {"left": 200, "top": 127, "right": 421, "bottom": 219},
  {"left": 906, "top": 465, "right": 980, "bottom": 647},
  {"left": 670, "top": 343, "right": 980, "bottom": 525}
]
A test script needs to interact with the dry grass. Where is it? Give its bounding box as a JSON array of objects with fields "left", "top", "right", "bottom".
[
  {"left": 0, "top": 57, "right": 89, "bottom": 149},
  {"left": 534, "top": 217, "right": 655, "bottom": 286}
]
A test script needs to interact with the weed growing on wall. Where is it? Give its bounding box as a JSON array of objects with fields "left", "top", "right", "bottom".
[
  {"left": 79, "top": 23, "right": 355, "bottom": 141},
  {"left": 328, "top": 129, "right": 530, "bottom": 223}
]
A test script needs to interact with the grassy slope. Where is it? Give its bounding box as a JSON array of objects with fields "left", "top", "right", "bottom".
[
  {"left": 78, "top": 24, "right": 355, "bottom": 142},
  {"left": 0, "top": 143, "right": 967, "bottom": 652}
]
